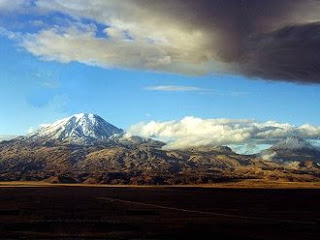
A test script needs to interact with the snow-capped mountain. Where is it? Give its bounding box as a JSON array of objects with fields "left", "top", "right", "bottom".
[
  {"left": 261, "top": 136, "right": 320, "bottom": 162},
  {"left": 270, "top": 136, "right": 317, "bottom": 151},
  {"left": 27, "top": 113, "right": 123, "bottom": 145}
]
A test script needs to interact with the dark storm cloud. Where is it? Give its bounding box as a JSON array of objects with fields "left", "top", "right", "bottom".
[
  {"left": 8, "top": 0, "right": 320, "bottom": 84},
  {"left": 243, "top": 23, "right": 320, "bottom": 83},
  {"left": 152, "top": 0, "right": 320, "bottom": 83}
]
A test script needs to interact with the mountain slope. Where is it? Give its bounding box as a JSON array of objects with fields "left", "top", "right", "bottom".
[
  {"left": 26, "top": 113, "right": 123, "bottom": 145},
  {"left": 261, "top": 136, "right": 320, "bottom": 162},
  {"left": 0, "top": 115, "right": 319, "bottom": 183},
  {"left": 270, "top": 136, "right": 317, "bottom": 151}
]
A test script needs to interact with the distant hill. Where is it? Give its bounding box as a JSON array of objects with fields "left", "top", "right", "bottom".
[
  {"left": 0, "top": 114, "right": 319, "bottom": 184},
  {"left": 260, "top": 136, "right": 320, "bottom": 162}
]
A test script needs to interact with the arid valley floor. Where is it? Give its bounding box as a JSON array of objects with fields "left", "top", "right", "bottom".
[{"left": 0, "top": 181, "right": 320, "bottom": 239}]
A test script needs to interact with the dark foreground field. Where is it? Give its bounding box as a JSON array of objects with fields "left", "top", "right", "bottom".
[{"left": 0, "top": 185, "right": 320, "bottom": 239}]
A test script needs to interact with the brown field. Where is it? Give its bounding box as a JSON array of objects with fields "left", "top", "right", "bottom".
[{"left": 0, "top": 181, "right": 320, "bottom": 239}]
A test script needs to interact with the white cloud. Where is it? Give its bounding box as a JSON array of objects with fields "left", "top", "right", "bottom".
[
  {"left": 0, "top": 27, "right": 20, "bottom": 39},
  {"left": 0, "top": 0, "right": 29, "bottom": 11},
  {"left": 145, "top": 85, "right": 202, "bottom": 92},
  {"left": 126, "top": 117, "right": 320, "bottom": 149},
  {"left": 19, "top": 21, "right": 218, "bottom": 75},
  {"left": 144, "top": 85, "right": 248, "bottom": 96},
  {"left": 0, "top": 0, "right": 228, "bottom": 75},
  {"left": 39, "top": 80, "right": 60, "bottom": 89},
  {"left": 1, "top": 0, "right": 320, "bottom": 82},
  {"left": 0, "top": 135, "right": 17, "bottom": 141}
]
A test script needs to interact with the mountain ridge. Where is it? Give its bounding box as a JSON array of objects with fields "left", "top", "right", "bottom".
[
  {"left": 0, "top": 114, "right": 320, "bottom": 184},
  {"left": 270, "top": 136, "right": 318, "bottom": 151},
  {"left": 26, "top": 113, "right": 124, "bottom": 145},
  {"left": 261, "top": 136, "right": 320, "bottom": 162}
]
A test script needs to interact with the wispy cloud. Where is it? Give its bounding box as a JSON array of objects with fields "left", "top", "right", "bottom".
[
  {"left": 0, "top": 0, "right": 31, "bottom": 11},
  {"left": 39, "top": 80, "right": 60, "bottom": 89},
  {"left": 144, "top": 85, "right": 248, "bottom": 96},
  {"left": 145, "top": 85, "right": 202, "bottom": 92}
]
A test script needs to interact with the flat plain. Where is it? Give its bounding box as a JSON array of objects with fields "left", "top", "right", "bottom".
[{"left": 0, "top": 181, "right": 320, "bottom": 239}]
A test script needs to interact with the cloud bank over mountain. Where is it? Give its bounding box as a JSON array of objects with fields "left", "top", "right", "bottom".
[
  {"left": 1, "top": 0, "right": 320, "bottom": 83},
  {"left": 126, "top": 117, "right": 320, "bottom": 149},
  {"left": 0, "top": 135, "right": 16, "bottom": 141}
]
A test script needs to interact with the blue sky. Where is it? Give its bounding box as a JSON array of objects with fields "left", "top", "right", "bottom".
[
  {"left": 0, "top": 0, "right": 320, "bottom": 152},
  {"left": 0, "top": 31, "right": 320, "bottom": 134},
  {"left": 1, "top": 32, "right": 319, "bottom": 135}
]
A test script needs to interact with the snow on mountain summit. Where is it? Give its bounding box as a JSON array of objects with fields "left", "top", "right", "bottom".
[
  {"left": 28, "top": 113, "right": 123, "bottom": 144},
  {"left": 270, "top": 136, "right": 317, "bottom": 151},
  {"left": 259, "top": 136, "right": 320, "bottom": 162}
]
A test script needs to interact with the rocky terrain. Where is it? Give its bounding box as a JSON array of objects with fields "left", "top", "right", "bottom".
[{"left": 0, "top": 114, "right": 320, "bottom": 184}]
